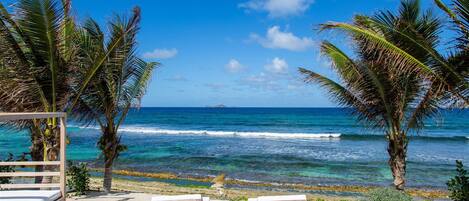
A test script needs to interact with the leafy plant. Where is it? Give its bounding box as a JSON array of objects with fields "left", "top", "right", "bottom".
[
  {"left": 363, "top": 188, "right": 412, "bottom": 201},
  {"left": 67, "top": 161, "right": 91, "bottom": 195},
  {"left": 230, "top": 196, "right": 248, "bottom": 201},
  {"left": 447, "top": 160, "right": 469, "bottom": 201},
  {"left": 0, "top": 154, "right": 15, "bottom": 184}
]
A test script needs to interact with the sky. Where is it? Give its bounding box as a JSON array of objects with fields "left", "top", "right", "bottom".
[{"left": 69, "top": 0, "right": 449, "bottom": 107}]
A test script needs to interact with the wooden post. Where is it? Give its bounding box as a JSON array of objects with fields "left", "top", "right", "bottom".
[{"left": 59, "top": 116, "right": 67, "bottom": 200}]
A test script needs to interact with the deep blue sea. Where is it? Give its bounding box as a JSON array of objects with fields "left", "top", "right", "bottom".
[{"left": 1, "top": 108, "right": 468, "bottom": 188}]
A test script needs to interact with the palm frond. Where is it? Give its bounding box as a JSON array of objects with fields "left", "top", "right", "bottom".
[
  {"left": 320, "top": 41, "right": 361, "bottom": 80},
  {"left": 299, "top": 67, "right": 385, "bottom": 127},
  {"left": 69, "top": 7, "right": 141, "bottom": 111},
  {"left": 324, "top": 19, "right": 469, "bottom": 105},
  {"left": 435, "top": 0, "right": 460, "bottom": 23},
  {"left": 321, "top": 22, "right": 435, "bottom": 77},
  {"left": 398, "top": 0, "right": 420, "bottom": 22},
  {"left": 453, "top": 0, "right": 469, "bottom": 32},
  {"left": 116, "top": 60, "right": 159, "bottom": 129},
  {"left": 406, "top": 82, "right": 442, "bottom": 130}
]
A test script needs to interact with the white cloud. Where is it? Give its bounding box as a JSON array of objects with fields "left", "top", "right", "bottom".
[
  {"left": 265, "top": 57, "right": 288, "bottom": 73},
  {"left": 225, "top": 59, "right": 244, "bottom": 73},
  {"left": 240, "top": 72, "right": 281, "bottom": 91},
  {"left": 250, "top": 26, "right": 315, "bottom": 51},
  {"left": 238, "top": 69, "right": 307, "bottom": 92},
  {"left": 143, "top": 48, "right": 178, "bottom": 59},
  {"left": 239, "top": 0, "right": 313, "bottom": 18}
]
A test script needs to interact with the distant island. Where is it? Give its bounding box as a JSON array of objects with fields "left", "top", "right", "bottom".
[{"left": 207, "top": 104, "right": 227, "bottom": 108}]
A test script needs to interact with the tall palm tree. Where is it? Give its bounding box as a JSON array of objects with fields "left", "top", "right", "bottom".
[
  {"left": 72, "top": 7, "right": 158, "bottom": 193},
  {"left": 0, "top": 0, "right": 129, "bottom": 183},
  {"left": 300, "top": 0, "right": 448, "bottom": 190},
  {"left": 0, "top": 0, "right": 78, "bottom": 183}
]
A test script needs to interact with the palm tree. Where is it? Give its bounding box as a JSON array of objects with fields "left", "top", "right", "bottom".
[
  {"left": 0, "top": 0, "right": 78, "bottom": 183},
  {"left": 0, "top": 0, "right": 129, "bottom": 183},
  {"left": 300, "top": 0, "right": 450, "bottom": 190},
  {"left": 72, "top": 7, "right": 158, "bottom": 193}
]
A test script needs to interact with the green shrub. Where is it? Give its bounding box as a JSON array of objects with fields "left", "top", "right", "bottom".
[
  {"left": 0, "top": 154, "right": 15, "bottom": 184},
  {"left": 447, "top": 160, "right": 469, "bottom": 201},
  {"left": 363, "top": 187, "right": 412, "bottom": 201},
  {"left": 67, "top": 161, "right": 90, "bottom": 195},
  {"left": 230, "top": 196, "right": 248, "bottom": 201}
]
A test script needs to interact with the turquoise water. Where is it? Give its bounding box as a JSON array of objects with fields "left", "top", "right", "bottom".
[{"left": 0, "top": 108, "right": 468, "bottom": 188}]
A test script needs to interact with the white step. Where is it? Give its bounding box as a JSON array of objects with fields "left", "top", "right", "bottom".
[
  {"left": 250, "top": 195, "right": 307, "bottom": 201},
  {"left": 152, "top": 194, "right": 203, "bottom": 201}
]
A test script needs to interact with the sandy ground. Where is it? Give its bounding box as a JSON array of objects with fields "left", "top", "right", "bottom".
[
  {"left": 69, "top": 191, "right": 154, "bottom": 201},
  {"left": 67, "top": 177, "right": 361, "bottom": 201},
  {"left": 69, "top": 192, "right": 230, "bottom": 201},
  {"left": 67, "top": 176, "right": 452, "bottom": 201}
]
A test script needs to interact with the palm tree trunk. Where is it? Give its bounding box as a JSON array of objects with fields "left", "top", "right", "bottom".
[
  {"left": 41, "top": 166, "right": 54, "bottom": 184},
  {"left": 41, "top": 148, "right": 60, "bottom": 185},
  {"left": 101, "top": 125, "right": 117, "bottom": 193},
  {"left": 31, "top": 151, "right": 44, "bottom": 184},
  {"left": 103, "top": 156, "right": 114, "bottom": 193},
  {"left": 42, "top": 126, "right": 61, "bottom": 185},
  {"left": 387, "top": 136, "right": 407, "bottom": 190},
  {"left": 29, "top": 127, "right": 44, "bottom": 183}
]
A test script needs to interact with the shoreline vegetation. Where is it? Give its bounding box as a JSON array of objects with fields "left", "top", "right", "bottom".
[{"left": 87, "top": 168, "right": 449, "bottom": 200}]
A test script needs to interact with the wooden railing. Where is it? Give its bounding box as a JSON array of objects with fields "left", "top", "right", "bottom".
[{"left": 0, "top": 112, "right": 66, "bottom": 200}]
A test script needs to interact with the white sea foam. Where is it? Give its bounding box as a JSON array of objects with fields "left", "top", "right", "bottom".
[
  {"left": 120, "top": 127, "right": 341, "bottom": 139},
  {"left": 77, "top": 125, "right": 341, "bottom": 139}
]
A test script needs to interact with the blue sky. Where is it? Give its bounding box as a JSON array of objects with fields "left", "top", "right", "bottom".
[{"left": 69, "top": 0, "right": 445, "bottom": 107}]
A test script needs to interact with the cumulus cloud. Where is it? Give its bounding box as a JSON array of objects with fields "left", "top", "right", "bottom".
[
  {"left": 239, "top": 0, "right": 313, "bottom": 18},
  {"left": 241, "top": 72, "right": 281, "bottom": 91},
  {"left": 238, "top": 69, "right": 308, "bottom": 93},
  {"left": 143, "top": 48, "right": 178, "bottom": 59},
  {"left": 265, "top": 57, "right": 288, "bottom": 73},
  {"left": 250, "top": 26, "right": 315, "bottom": 51},
  {"left": 225, "top": 59, "right": 244, "bottom": 73}
]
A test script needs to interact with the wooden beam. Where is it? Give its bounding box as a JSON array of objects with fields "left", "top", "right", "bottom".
[
  {"left": 0, "top": 183, "right": 60, "bottom": 189},
  {"left": 0, "top": 161, "right": 60, "bottom": 166},
  {"left": 0, "top": 112, "right": 66, "bottom": 121},
  {"left": 59, "top": 116, "right": 67, "bottom": 199},
  {"left": 0, "top": 172, "right": 60, "bottom": 177}
]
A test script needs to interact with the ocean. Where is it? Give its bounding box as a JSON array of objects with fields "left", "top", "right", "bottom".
[{"left": 0, "top": 107, "right": 468, "bottom": 188}]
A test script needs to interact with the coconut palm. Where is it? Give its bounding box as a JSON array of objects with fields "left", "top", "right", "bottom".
[
  {"left": 300, "top": 0, "right": 449, "bottom": 190},
  {"left": 0, "top": 0, "right": 78, "bottom": 183},
  {"left": 72, "top": 7, "right": 158, "bottom": 192},
  {"left": 0, "top": 0, "right": 129, "bottom": 183}
]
